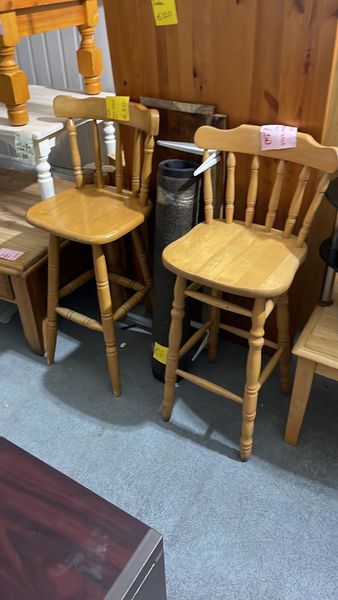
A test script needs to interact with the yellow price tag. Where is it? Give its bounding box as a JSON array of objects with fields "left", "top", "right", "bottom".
[
  {"left": 153, "top": 342, "right": 169, "bottom": 365},
  {"left": 105, "top": 96, "right": 130, "bottom": 121},
  {"left": 151, "top": 0, "right": 178, "bottom": 26}
]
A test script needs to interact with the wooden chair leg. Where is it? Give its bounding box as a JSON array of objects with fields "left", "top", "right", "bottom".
[
  {"left": 208, "top": 288, "right": 221, "bottom": 362},
  {"left": 104, "top": 241, "right": 125, "bottom": 313},
  {"left": 240, "top": 298, "right": 266, "bottom": 461},
  {"left": 92, "top": 244, "right": 120, "bottom": 396},
  {"left": 162, "top": 276, "right": 187, "bottom": 421},
  {"left": 284, "top": 357, "right": 315, "bottom": 445},
  {"left": 11, "top": 270, "right": 46, "bottom": 355},
  {"left": 131, "top": 227, "right": 153, "bottom": 305},
  {"left": 277, "top": 292, "right": 291, "bottom": 394},
  {"left": 46, "top": 235, "right": 60, "bottom": 365}
]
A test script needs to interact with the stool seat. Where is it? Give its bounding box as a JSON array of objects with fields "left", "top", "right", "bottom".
[
  {"left": 27, "top": 185, "right": 150, "bottom": 245},
  {"left": 163, "top": 220, "right": 307, "bottom": 298}
]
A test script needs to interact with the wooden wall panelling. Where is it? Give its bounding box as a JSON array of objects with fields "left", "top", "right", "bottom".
[{"left": 103, "top": 0, "right": 338, "bottom": 335}]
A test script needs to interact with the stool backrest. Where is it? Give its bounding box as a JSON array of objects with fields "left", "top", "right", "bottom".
[
  {"left": 54, "top": 96, "right": 159, "bottom": 206},
  {"left": 195, "top": 124, "right": 338, "bottom": 247}
]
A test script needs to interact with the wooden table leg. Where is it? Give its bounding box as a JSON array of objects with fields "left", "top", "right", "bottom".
[
  {"left": 77, "top": 24, "right": 102, "bottom": 94},
  {"left": 0, "top": 12, "right": 29, "bottom": 126},
  {"left": 284, "top": 357, "right": 316, "bottom": 446}
]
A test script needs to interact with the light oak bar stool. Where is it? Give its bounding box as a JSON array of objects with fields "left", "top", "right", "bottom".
[
  {"left": 161, "top": 124, "right": 338, "bottom": 461},
  {"left": 27, "top": 96, "right": 159, "bottom": 396}
]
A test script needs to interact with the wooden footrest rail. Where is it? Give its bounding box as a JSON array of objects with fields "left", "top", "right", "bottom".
[
  {"left": 58, "top": 269, "right": 94, "bottom": 299},
  {"left": 176, "top": 369, "right": 243, "bottom": 405},
  {"left": 55, "top": 307, "right": 102, "bottom": 332}
]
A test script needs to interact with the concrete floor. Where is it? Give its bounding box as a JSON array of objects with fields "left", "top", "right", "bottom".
[{"left": 1, "top": 284, "right": 338, "bottom": 600}]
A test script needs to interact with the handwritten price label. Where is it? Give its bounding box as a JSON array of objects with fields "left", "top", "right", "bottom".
[
  {"left": 105, "top": 96, "right": 130, "bottom": 121},
  {"left": 260, "top": 125, "right": 297, "bottom": 151},
  {"left": 153, "top": 342, "right": 169, "bottom": 365},
  {"left": 151, "top": 0, "right": 178, "bottom": 26},
  {"left": 0, "top": 248, "right": 24, "bottom": 262}
]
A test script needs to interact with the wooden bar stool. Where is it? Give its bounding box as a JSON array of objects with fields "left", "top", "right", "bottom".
[
  {"left": 161, "top": 124, "right": 338, "bottom": 461},
  {"left": 27, "top": 96, "right": 159, "bottom": 396}
]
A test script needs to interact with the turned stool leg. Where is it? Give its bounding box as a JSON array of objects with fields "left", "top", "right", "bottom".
[
  {"left": 277, "top": 292, "right": 291, "bottom": 395},
  {"left": 162, "top": 276, "right": 187, "bottom": 421},
  {"left": 92, "top": 244, "right": 120, "bottom": 396},
  {"left": 131, "top": 228, "right": 153, "bottom": 304},
  {"left": 46, "top": 235, "right": 60, "bottom": 365},
  {"left": 284, "top": 357, "right": 316, "bottom": 445},
  {"left": 0, "top": 12, "right": 29, "bottom": 126},
  {"left": 77, "top": 24, "right": 103, "bottom": 94},
  {"left": 240, "top": 298, "right": 266, "bottom": 461},
  {"left": 208, "top": 288, "right": 221, "bottom": 363}
]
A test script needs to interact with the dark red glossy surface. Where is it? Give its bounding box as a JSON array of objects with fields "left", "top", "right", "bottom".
[{"left": 0, "top": 437, "right": 149, "bottom": 599}]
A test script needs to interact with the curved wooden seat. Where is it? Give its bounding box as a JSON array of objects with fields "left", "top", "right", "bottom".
[
  {"left": 163, "top": 220, "right": 307, "bottom": 298},
  {"left": 27, "top": 185, "right": 150, "bottom": 245}
]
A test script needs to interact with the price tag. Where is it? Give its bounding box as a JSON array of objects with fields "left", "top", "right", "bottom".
[
  {"left": 105, "top": 96, "right": 130, "bottom": 121},
  {"left": 151, "top": 0, "right": 178, "bottom": 26},
  {"left": 0, "top": 248, "right": 24, "bottom": 261},
  {"left": 153, "top": 342, "right": 169, "bottom": 365},
  {"left": 0, "top": 21, "right": 3, "bottom": 35},
  {"left": 15, "top": 132, "right": 34, "bottom": 161},
  {"left": 260, "top": 125, "right": 297, "bottom": 151}
]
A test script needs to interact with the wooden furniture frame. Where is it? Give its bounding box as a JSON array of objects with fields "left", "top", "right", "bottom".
[
  {"left": 27, "top": 96, "right": 159, "bottom": 395},
  {"left": 0, "top": 437, "right": 167, "bottom": 599},
  {"left": 284, "top": 281, "right": 338, "bottom": 445},
  {"left": 161, "top": 124, "right": 338, "bottom": 461},
  {"left": 0, "top": 85, "right": 115, "bottom": 200},
  {"left": 0, "top": 0, "right": 102, "bottom": 126}
]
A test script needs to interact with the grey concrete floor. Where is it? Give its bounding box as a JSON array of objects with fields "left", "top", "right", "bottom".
[{"left": 1, "top": 283, "right": 338, "bottom": 600}]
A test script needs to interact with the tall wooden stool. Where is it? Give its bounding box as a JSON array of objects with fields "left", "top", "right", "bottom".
[
  {"left": 161, "top": 124, "right": 338, "bottom": 461},
  {"left": 27, "top": 96, "right": 159, "bottom": 396}
]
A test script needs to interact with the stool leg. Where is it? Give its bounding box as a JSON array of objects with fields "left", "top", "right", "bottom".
[
  {"left": 92, "top": 244, "right": 120, "bottom": 396},
  {"left": 46, "top": 235, "right": 60, "bottom": 365},
  {"left": 277, "top": 292, "right": 291, "bottom": 394},
  {"left": 208, "top": 288, "right": 221, "bottom": 362},
  {"left": 131, "top": 228, "right": 153, "bottom": 305},
  {"left": 240, "top": 298, "right": 266, "bottom": 461},
  {"left": 284, "top": 357, "right": 315, "bottom": 445},
  {"left": 162, "top": 276, "right": 187, "bottom": 421}
]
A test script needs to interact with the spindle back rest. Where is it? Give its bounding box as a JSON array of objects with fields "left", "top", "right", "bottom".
[
  {"left": 53, "top": 96, "right": 159, "bottom": 206},
  {"left": 194, "top": 124, "right": 338, "bottom": 247}
]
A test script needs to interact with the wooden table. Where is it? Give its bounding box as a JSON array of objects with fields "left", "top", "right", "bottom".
[
  {"left": 0, "top": 84, "right": 115, "bottom": 199},
  {"left": 284, "top": 281, "right": 338, "bottom": 445},
  {"left": 0, "top": 0, "right": 102, "bottom": 126},
  {"left": 0, "top": 437, "right": 167, "bottom": 599}
]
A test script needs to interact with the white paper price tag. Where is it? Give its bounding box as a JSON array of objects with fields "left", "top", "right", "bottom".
[{"left": 260, "top": 125, "right": 297, "bottom": 151}]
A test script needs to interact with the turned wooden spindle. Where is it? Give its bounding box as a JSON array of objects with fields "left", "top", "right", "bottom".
[
  {"left": 203, "top": 149, "right": 213, "bottom": 224},
  {"left": 162, "top": 277, "right": 187, "bottom": 421},
  {"left": 240, "top": 298, "right": 266, "bottom": 461},
  {"left": 139, "top": 134, "right": 155, "bottom": 206},
  {"left": 245, "top": 155, "right": 259, "bottom": 227},
  {"left": 0, "top": 12, "right": 29, "bottom": 125},
  {"left": 77, "top": 24, "right": 103, "bottom": 94},
  {"left": 46, "top": 235, "right": 60, "bottom": 365},
  {"left": 225, "top": 152, "right": 236, "bottom": 224},
  {"left": 276, "top": 292, "right": 291, "bottom": 395},
  {"left": 92, "top": 244, "right": 120, "bottom": 396}
]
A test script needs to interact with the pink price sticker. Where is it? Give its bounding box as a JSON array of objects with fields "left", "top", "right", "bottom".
[
  {"left": 0, "top": 248, "right": 24, "bottom": 261},
  {"left": 260, "top": 125, "right": 297, "bottom": 151},
  {"left": 0, "top": 21, "right": 3, "bottom": 35}
]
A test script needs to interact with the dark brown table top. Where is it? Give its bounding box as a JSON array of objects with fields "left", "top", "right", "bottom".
[{"left": 0, "top": 437, "right": 155, "bottom": 600}]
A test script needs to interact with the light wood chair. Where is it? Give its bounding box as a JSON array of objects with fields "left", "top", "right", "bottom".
[
  {"left": 27, "top": 96, "right": 159, "bottom": 396},
  {"left": 161, "top": 124, "right": 338, "bottom": 461}
]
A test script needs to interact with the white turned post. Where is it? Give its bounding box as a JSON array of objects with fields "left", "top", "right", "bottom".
[
  {"left": 103, "top": 121, "right": 116, "bottom": 158},
  {"left": 33, "top": 137, "right": 55, "bottom": 199}
]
